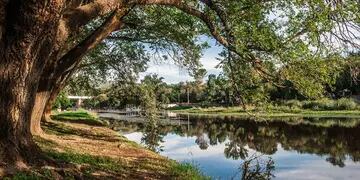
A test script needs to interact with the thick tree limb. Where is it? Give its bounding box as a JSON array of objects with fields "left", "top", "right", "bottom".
[
  {"left": 200, "top": 0, "right": 232, "bottom": 38},
  {"left": 62, "top": 0, "right": 125, "bottom": 33},
  {"left": 55, "top": 7, "right": 131, "bottom": 77},
  {"left": 63, "top": 0, "right": 230, "bottom": 53},
  {"left": 34, "top": 6, "right": 132, "bottom": 127}
]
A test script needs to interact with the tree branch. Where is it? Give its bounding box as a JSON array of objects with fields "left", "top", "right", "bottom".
[
  {"left": 135, "top": 0, "right": 230, "bottom": 47},
  {"left": 55, "top": 7, "right": 131, "bottom": 77},
  {"left": 61, "top": 0, "right": 125, "bottom": 36}
]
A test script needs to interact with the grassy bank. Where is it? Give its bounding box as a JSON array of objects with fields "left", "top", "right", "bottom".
[
  {"left": 174, "top": 107, "right": 360, "bottom": 118},
  {"left": 7, "top": 111, "right": 207, "bottom": 179},
  {"left": 171, "top": 98, "right": 360, "bottom": 118}
]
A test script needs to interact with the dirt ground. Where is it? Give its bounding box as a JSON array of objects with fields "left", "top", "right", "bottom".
[{"left": 33, "top": 120, "right": 176, "bottom": 179}]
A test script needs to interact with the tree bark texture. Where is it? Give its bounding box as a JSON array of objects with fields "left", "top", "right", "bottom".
[
  {"left": 0, "top": 0, "right": 64, "bottom": 170},
  {"left": 30, "top": 91, "right": 51, "bottom": 135}
]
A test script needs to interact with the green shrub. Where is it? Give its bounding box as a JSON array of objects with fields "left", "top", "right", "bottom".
[
  {"left": 301, "top": 100, "right": 315, "bottom": 109},
  {"left": 259, "top": 104, "right": 300, "bottom": 113},
  {"left": 336, "top": 98, "right": 358, "bottom": 110},
  {"left": 53, "top": 91, "right": 72, "bottom": 110},
  {"left": 199, "top": 101, "right": 213, "bottom": 108},
  {"left": 298, "top": 98, "right": 358, "bottom": 111},
  {"left": 301, "top": 99, "right": 336, "bottom": 110},
  {"left": 284, "top": 100, "right": 302, "bottom": 109},
  {"left": 317, "top": 99, "right": 336, "bottom": 110}
]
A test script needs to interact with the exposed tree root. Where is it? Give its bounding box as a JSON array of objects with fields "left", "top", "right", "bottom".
[{"left": 0, "top": 138, "right": 62, "bottom": 177}]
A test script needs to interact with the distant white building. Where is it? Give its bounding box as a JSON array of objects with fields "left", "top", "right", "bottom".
[
  {"left": 68, "top": 96, "right": 93, "bottom": 108},
  {"left": 164, "top": 104, "right": 178, "bottom": 108}
]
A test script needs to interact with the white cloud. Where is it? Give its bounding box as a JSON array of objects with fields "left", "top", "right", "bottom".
[{"left": 139, "top": 41, "right": 223, "bottom": 84}]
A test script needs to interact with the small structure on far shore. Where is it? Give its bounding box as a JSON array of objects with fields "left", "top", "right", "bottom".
[{"left": 68, "top": 95, "right": 92, "bottom": 108}]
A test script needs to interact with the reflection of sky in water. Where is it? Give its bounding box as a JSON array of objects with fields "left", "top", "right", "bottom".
[{"left": 124, "top": 132, "right": 360, "bottom": 179}]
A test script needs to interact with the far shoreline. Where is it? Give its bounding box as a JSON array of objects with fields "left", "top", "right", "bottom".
[{"left": 171, "top": 108, "right": 360, "bottom": 118}]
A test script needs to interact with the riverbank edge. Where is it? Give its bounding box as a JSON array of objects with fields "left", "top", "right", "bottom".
[
  {"left": 8, "top": 116, "right": 207, "bottom": 179},
  {"left": 172, "top": 108, "right": 360, "bottom": 118}
]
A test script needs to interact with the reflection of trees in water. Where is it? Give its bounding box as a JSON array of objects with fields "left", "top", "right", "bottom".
[
  {"left": 110, "top": 116, "right": 360, "bottom": 166},
  {"left": 141, "top": 121, "right": 165, "bottom": 152},
  {"left": 195, "top": 134, "right": 209, "bottom": 150},
  {"left": 326, "top": 156, "right": 346, "bottom": 167},
  {"left": 231, "top": 154, "right": 275, "bottom": 180},
  {"left": 224, "top": 141, "right": 248, "bottom": 160},
  {"left": 240, "top": 156, "right": 275, "bottom": 180},
  {"left": 194, "top": 124, "right": 209, "bottom": 150},
  {"left": 225, "top": 132, "right": 248, "bottom": 160}
]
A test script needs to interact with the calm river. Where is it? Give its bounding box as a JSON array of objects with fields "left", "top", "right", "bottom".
[{"left": 100, "top": 113, "right": 360, "bottom": 179}]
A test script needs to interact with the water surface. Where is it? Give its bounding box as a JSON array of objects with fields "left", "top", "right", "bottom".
[{"left": 101, "top": 113, "right": 360, "bottom": 179}]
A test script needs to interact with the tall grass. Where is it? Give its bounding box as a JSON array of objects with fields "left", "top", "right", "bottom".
[
  {"left": 298, "top": 98, "right": 358, "bottom": 110},
  {"left": 170, "top": 162, "right": 210, "bottom": 180}
]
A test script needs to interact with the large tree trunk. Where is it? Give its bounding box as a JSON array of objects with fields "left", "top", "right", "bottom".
[
  {"left": 0, "top": 75, "right": 42, "bottom": 168},
  {"left": 29, "top": 43, "right": 71, "bottom": 134},
  {"left": 30, "top": 74, "right": 66, "bottom": 134},
  {"left": 30, "top": 76, "right": 65, "bottom": 135},
  {"left": 29, "top": 8, "right": 130, "bottom": 135},
  {"left": 43, "top": 81, "right": 64, "bottom": 123},
  {"left": 30, "top": 92, "right": 51, "bottom": 135},
  {"left": 30, "top": 71, "right": 61, "bottom": 134},
  {"left": 0, "top": 0, "right": 63, "bottom": 170}
]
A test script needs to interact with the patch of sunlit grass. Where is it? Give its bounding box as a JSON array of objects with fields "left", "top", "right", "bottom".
[{"left": 51, "top": 110, "right": 104, "bottom": 126}]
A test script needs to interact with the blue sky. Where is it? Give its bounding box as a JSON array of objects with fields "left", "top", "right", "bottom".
[{"left": 139, "top": 39, "right": 223, "bottom": 84}]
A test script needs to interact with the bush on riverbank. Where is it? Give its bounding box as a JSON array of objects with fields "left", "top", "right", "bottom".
[
  {"left": 173, "top": 98, "right": 360, "bottom": 117},
  {"left": 283, "top": 98, "right": 358, "bottom": 111}
]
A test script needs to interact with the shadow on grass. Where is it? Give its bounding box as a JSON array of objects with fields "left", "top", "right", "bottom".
[
  {"left": 7, "top": 148, "right": 187, "bottom": 179},
  {"left": 4, "top": 116, "right": 207, "bottom": 179},
  {"left": 5, "top": 151, "right": 127, "bottom": 180},
  {"left": 43, "top": 121, "right": 120, "bottom": 143}
]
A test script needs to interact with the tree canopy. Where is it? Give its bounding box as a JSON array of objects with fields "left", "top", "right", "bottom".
[
  {"left": 0, "top": 0, "right": 359, "bottom": 170},
  {"left": 66, "top": 0, "right": 359, "bottom": 105}
]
